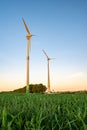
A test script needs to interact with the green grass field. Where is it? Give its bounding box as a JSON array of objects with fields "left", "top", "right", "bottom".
[{"left": 0, "top": 92, "right": 87, "bottom": 130}]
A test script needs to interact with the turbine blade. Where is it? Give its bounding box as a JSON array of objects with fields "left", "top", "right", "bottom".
[
  {"left": 50, "top": 58, "right": 55, "bottom": 60},
  {"left": 22, "top": 18, "right": 30, "bottom": 34},
  {"left": 42, "top": 50, "right": 49, "bottom": 59},
  {"left": 32, "top": 34, "right": 36, "bottom": 36}
]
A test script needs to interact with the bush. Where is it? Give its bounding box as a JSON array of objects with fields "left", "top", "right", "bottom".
[{"left": 13, "top": 84, "right": 47, "bottom": 93}]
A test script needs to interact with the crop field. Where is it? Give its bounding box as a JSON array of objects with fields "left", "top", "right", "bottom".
[{"left": 0, "top": 93, "right": 87, "bottom": 130}]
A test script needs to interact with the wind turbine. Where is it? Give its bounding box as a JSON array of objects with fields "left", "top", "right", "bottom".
[
  {"left": 22, "top": 18, "right": 33, "bottom": 94},
  {"left": 43, "top": 50, "right": 55, "bottom": 93}
]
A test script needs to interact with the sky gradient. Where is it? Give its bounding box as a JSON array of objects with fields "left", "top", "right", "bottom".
[{"left": 0, "top": 0, "right": 87, "bottom": 92}]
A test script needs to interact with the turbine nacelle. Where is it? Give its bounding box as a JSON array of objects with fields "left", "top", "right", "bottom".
[
  {"left": 26, "top": 33, "right": 33, "bottom": 39},
  {"left": 26, "top": 34, "right": 35, "bottom": 37},
  {"left": 48, "top": 58, "right": 55, "bottom": 61}
]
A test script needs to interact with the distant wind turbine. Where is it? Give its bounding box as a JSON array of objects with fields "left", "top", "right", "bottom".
[
  {"left": 22, "top": 18, "right": 33, "bottom": 94},
  {"left": 43, "top": 50, "right": 55, "bottom": 93}
]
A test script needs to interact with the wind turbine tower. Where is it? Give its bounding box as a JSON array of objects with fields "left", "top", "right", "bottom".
[
  {"left": 43, "top": 50, "right": 54, "bottom": 93},
  {"left": 22, "top": 18, "right": 33, "bottom": 94}
]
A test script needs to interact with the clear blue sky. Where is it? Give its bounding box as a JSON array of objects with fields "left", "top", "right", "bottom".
[{"left": 0, "top": 0, "right": 87, "bottom": 91}]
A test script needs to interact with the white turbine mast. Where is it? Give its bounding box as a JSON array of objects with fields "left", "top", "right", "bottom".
[
  {"left": 43, "top": 50, "right": 55, "bottom": 93},
  {"left": 22, "top": 18, "right": 33, "bottom": 94}
]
